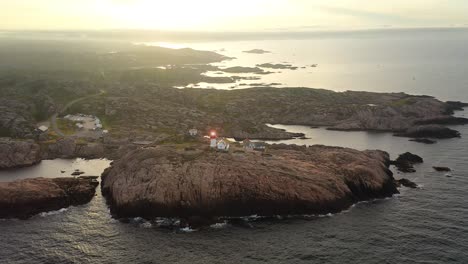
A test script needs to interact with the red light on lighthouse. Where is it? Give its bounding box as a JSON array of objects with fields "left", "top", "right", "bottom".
[{"left": 210, "top": 130, "right": 217, "bottom": 139}]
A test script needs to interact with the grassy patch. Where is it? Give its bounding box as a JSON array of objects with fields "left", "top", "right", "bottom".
[
  {"left": 56, "top": 118, "right": 77, "bottom": 135},
  {"left": 391, "top": 97, "right": 416, "bottom": 107}
]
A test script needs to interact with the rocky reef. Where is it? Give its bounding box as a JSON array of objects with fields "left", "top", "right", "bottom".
[
  {"left": 0, "top": 176, "right": 99, "bottom": 219},
  {"left": 394, "top": 125, "right": 461, "bottom": 139},
  {"left": 391, "top": 152, "right": 424, "bottom": 173},
  {"left": 101, "top": 144, "right": 398, "bottom": 224}
]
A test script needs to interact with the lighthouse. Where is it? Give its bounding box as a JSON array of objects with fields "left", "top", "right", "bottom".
[{"left": 209, "top": 130, "right": 217, "bottom": 148}]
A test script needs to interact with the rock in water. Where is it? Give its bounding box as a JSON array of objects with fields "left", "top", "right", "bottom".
[
  {"left": 409, "top": 138, "right": 436, "bottom": 144},
  {"left": 396, "top": 152, "right": 424, "bottom": 164},
  {"left": 395, "top": 178, "right": 418, "bottom": 189},
  {"left": 0, "top": 138, "right": 41, "bottom": 169},
  {"left": 433, "top": 166, "right": 451, "bottom": 172},
  {"left": 391, "top": 152, "right": 424, "bottom": 173},
  {"left": 101, "top": 145, "right": 398, "bottom": 222},
  {"left": 394, "top": 125, "right": 460, "bottom": 139},
  {"left": 0, "top": 176, "right": 99, "bottom": 219}
]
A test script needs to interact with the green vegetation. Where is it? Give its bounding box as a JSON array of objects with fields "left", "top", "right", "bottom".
[
  {"left": 56, "top": 118, "right": 77, "bottom": 136},
  {"left": 391, "top": 97, "right": 416, "bottom": 107}
]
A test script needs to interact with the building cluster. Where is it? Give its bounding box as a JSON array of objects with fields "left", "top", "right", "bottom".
[
  {"left": 191, "top": 129, "right": 267, "bottom": 152},
  {"left": 64, "top": 114, "right": 105, "bottom": 132}
]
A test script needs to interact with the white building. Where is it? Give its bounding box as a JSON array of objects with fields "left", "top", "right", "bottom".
[
  {"left": 38, "top": 125, "right": 48, "bottom": 132},
  {"left": 217, "top": 139, "right": 230, "bottom": 151},
  {"left": 188, "top": 128, "right": 198, "bottom": 136},
  {"left": 243, "top": 139, "right": 267, "bottom": 151}
]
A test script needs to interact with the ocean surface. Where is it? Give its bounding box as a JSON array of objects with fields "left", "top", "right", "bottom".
[
  {"left": 153, "top": 30, "right": 468, "bottom": 102},
  {"left": 2, "top": 33, "right": 468, "bottom": 263}
]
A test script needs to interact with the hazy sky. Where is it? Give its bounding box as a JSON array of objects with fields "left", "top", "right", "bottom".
[{"left": 2, "top": 0, "right": 468, "bottom": 31}]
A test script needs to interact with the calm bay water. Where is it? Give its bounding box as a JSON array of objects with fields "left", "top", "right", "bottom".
[
  {"left": 160, "top": 30, "right": 468, "bottom": 102},
  {"left": 1, "top": 33, "right": 468, "bottom": 263}
]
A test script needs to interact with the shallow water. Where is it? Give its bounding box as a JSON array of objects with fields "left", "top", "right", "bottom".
[
  {"left": 1, "top": 110, "right": 467, "bottom": 263},
  {"left": 0, "top": 158, "right": 111, "bottom": 182}
]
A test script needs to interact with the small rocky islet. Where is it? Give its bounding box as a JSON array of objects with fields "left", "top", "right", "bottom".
[
  {"left": 0, "top": 176, "right": 99, "bottom": 219},
  {"left": 100, "top": 144, "right": 398, "bottom": 225}
]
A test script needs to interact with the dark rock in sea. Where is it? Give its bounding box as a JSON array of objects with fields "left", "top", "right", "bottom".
[
  {"left": 256, "top": 63, "right": 298, "bottom": 70},
  {"left": 396, "top": 152, "right": 424, "bottom": 164},
  {"left": 101, "top": 144, "right": 398, "bottom": 226},
  {"left": 0, "top": 138, "right": 42, "bottom": 170},
  {"left": 71, "top": 171, "right": 85, "bottom": 176},
  {"left": 409, "top": 138, "right": 436, "bottom": 144},
  {"left": 394, "top": 125, "right": 461, "bottom": 139},
  {"left": 395, "top": 178, "right": 418, "bottom": 189},
  {"left": 221, "top": 66, "right": 266, "bottom": 74},
  {"left": 433, "top": 166, "right": 451, "bottom": 172},
  {"left": 0, "top": 176, "right": 99, "bottom": 219},
  {"left": 391, "top": 152, "right": 423, "bottom": 173},
  {"left": 243, "top": 49, "right": 271, "bottom": 54},
  {"left": 414, "top": 116, "right": 468, "bottom": 126}
]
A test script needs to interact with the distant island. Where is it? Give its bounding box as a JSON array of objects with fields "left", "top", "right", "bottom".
[{"left": 243, "top": 49, "right": 271, "bottom": 54}]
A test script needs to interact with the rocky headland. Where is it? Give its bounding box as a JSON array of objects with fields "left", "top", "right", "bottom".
[
  {"left": 0, "top": 138, "right": 42, "bottom": 169},
  {"left": 101, "top": 144, "right": 398, "bottom": 225},
  {"left": 0, "top": 176, "right": 99, "bottom": 219}
]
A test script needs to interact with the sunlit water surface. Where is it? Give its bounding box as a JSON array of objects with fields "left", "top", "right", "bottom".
[{"left": 147, "top": 31, "right": 468, "bottom": 102}]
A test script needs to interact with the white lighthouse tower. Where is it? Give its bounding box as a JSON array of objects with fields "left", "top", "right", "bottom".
[{"left": 209, "top": 130, "right": 217, "bottom": 148}]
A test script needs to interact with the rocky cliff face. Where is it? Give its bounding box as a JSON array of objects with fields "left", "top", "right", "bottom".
[
  {"left": 40, "top": 138, "right": 105, "bottom": 160},
  {"left": 0, "top": 138, "right": 42, "bottom": 169},
  {"left": 101, "top": 144, "right": 398, "bottom": 222},
  {"left": 0, "top": 176, "right": 99, "bottom": 219}
]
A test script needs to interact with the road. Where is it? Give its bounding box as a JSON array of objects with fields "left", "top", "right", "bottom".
[{"left": 50, "top": 91, "right": 104, "bottom": 137}]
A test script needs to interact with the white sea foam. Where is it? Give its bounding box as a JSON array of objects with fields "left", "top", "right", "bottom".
[
  {"left": 210, "top": 222, "right": 228, "bottom": 229},
  {"left": 140, "top": 221, "right": 153, "bottom": 228},
  {"left": 180, "top": 227, "right": 197, "bottom": 232},
  {"left": 39, "top": 208, "right": 68, "bottom": 217}
]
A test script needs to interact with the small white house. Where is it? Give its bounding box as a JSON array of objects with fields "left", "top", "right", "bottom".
[
  {"left": 243, "top": 139, "right": 266, "bottom": 151},
  {"left": 188, "top": 129, "right": 198, "bottom": 136},
  {"left": 102, "top": 130, "right": 109, "bottom": 134},
  {"left": 217, "top": 139, "right": 230, "bottom": 151},
  {"left": 76, "top": 123, "right": 84, "bottom": 129},
  {"left": 38, "top": 125, "right": 48, "bottom": 132}
]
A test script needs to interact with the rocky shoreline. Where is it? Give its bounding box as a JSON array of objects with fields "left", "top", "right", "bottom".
[{"left": 101, "top": 144, "right": 398, "bottom": 226}]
